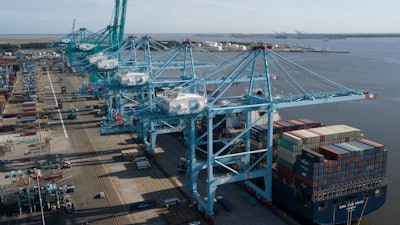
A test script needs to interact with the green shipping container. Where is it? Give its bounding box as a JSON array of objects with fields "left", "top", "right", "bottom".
[
  {"left": 279, "top": 138, "right": 299, "bottom": 152},
  {"left": 278, "top": 158, "right": 294, "bottom": 170}
]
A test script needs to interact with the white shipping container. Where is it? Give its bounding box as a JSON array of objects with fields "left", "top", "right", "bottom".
[{"left": 282, "top": 132, "right": 303, "bottom": 145}]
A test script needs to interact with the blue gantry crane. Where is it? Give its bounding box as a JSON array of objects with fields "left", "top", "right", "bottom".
[
  {"left": 57, "top": 0, "right": 128, "bottom": 74},
  {"left": 100, "top": 41, "right": 375, "bottom": 224},
  {"left": 51, "top": 2, "right": 377, "bottom": 223},
  {"left": 180, "top": 43, "right": 375, "bottom": 223},
  {"left": 75, "top": 34, "right": 169, "bottom": 99},
  {"left": 99, "top": 40, "right": 228, "bottom": 141}
]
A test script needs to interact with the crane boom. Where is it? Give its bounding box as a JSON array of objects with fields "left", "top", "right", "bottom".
[{"left": 119, "top": 0, "right": 127, "bottom": 44}]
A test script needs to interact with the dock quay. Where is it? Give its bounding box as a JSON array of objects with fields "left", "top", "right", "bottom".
[{"left": 0, "top": 57, "right": 291, "bottom": 224}]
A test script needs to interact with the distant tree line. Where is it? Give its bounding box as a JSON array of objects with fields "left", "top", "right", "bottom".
[
  {"left": 20, "top": 42, "right": 49, "bottom": 49},
  {"left": 0, "top": 43, "right": 19, "bottom": 53},
  {"left": 0, "top": 42, "right": 49, "bottom": 53}
]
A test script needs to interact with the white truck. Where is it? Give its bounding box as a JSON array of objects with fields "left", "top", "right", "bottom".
[
  {"left": 163, "top": 197, "right": 181, "bottom": 208},
  {"left": 61, "top": 160, "right": 71, "bottom": 168},
  {"left": 133, "top": 156, "right": 147, "bottom": 164},
  {"left": 136, "top": 158, "right": 151, "bottom": 169}
]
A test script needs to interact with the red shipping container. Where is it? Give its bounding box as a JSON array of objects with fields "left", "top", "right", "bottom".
[
  {"left": 287, "top": 119, "right": 307, "bottom": 129},
  {"left": 277, "top": 163, "right": 294, "bottom": 183},
  {"left": 319, "top": 146, "right": 342, "bottom": 160},
  {"left": 359, "top": 139, "right": 385, "bottom": 152},
  {"left": 294, "top": 173, "right": 318, "bottom": 187}
]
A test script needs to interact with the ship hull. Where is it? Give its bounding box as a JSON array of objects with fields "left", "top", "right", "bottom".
[{"left": 272, "top": 177, "right": 387, "bottom": 225}]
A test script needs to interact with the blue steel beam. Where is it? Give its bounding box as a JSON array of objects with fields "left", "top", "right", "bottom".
[
  {"left": 96, "top": 40, "right": 375, "bottom": 223},
  {"left": 185, "top": 43, "right": 375, "bottom": 221}
]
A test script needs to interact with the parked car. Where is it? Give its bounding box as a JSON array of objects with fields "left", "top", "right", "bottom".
[{"left": 61, "top": 160, "right": 71, "bottom": 168}]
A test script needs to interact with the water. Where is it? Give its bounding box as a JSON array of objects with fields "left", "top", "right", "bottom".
[
  {"left": 274, "top": 38, "right": 399, "bottom": 225},
  {"left": 4, "top": 34, "right": 399, "bottom": 224}
]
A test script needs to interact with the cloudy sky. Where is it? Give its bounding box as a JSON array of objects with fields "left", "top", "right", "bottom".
[{"left": 0, "top": 0, "right": 398, "bottom": 34}]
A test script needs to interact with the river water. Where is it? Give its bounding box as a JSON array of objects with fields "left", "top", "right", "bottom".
[
  {"left": 278, "top": 37, "right": 399, "bottom": 225},
  {"left": 6, "top": 33, "right": 399, "bottom": 224}
]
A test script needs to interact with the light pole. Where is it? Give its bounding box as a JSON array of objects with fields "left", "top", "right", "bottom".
[{"left": 35, "top": 169, "right": 46, "bottom": 225}]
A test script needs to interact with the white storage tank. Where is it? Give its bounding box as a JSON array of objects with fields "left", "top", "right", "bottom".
[
  {"left": 157, "top": 92, "right": 207, "bottom": 115},
  {"left": 97, "top": 59, "right": 118, "bottom": 70},
  {"left": 238, "top": 45, "right": 247, "bottom": 51},
  {"left": 211, "top": 46, "right": 222, "bottom": 51},
  {"left": 117, "top": 72, "right": 149, "bottom": 85}
]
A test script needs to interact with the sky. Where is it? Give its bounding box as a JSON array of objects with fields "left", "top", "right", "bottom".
[{"left": 0, "top": 0, "right": 399, "bottom": 34}]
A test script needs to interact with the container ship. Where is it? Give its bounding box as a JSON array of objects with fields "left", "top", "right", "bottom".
[{"left": 249, "top": 119, "right": 388, "bottom": 225}]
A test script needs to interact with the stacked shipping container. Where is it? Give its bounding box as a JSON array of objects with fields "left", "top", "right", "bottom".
[
  {"left": 277, "top": 125, "right": 363, "bottom": 174},
  {"left": 20, "top": 101, "right": 37, "bottom": 123},
  {"left": 250, "top": 119, "right": 322, "bottom": 149},
  {"left": 270, "top": 125, "right": 388, "bottom": 201}
]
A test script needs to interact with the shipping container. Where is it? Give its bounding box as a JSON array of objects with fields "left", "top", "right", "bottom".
[{"left": 302, "top": 148, "right": 324, "bottom": 163}]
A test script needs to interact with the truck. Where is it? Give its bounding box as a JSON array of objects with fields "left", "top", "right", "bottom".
[
  {"left": 163, "top": 197, "right": 181, "bottom": 208},
  {"left": 61, "top": 160, "right": 71, "bottom": 168},
  {"left": 60, "top": 184, "right": 76, "bottom": 193},
  {"left": 177, "top": 157, "right": 188, "bottom": 174},
  {"left": 130, "top": 199, "right": 156, "bottom": 211},
  {"left": 136, "top": 159, "right": 151, "bottom": 169},
  {"left": 65, "top": 202, "right": 75, "bottom": 214},
  {"left": 67, "top": 109, "right": 77, "bottom": 120},
  {"left": 133, "top": 156, "right": 147, "bottom": 164},
  {"left": 44, "top": 173, "right": 63, "bottom": 180}
]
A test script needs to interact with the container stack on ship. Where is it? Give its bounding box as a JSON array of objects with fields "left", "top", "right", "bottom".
[{"left": 250, "top": 120, "right": 388, "bottom": 225}]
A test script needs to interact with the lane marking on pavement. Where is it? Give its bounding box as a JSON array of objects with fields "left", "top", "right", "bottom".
[
  {"left": 78, "top": 133, "right": 121, "bottom": 225},
  {"left": 46, "top": 71, "right": 68, "bottom": 139},
  {"left": 88, "top": 132, "right": 137, "bottom": 224}
]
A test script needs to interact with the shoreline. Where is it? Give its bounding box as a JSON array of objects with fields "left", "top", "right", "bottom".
[
  {"left": 1, "top": 37, "right": 349, "bottom": 55},
  {"left": 0, "top": 38, "right": 57, "bottom": 45}
]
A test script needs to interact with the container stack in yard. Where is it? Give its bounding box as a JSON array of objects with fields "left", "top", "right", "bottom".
[{"left": 0, "top": 62, "right": 62, "bottom": 217}]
